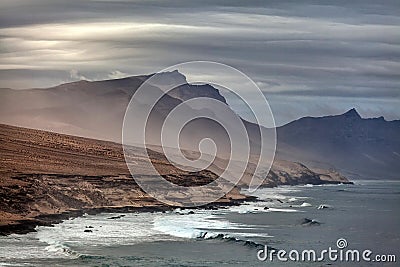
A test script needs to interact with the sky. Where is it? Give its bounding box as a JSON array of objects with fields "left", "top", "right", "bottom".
[{"left": 0, "top": 0, "right": 399, "bottom": 125}]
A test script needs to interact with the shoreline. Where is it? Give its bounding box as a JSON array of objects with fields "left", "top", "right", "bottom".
[
  {"left": 0, "top": 195, "right": 257, "bottom": 236},
  {"left": 0, "top": 124, "right": 353, "bottom": 237},
  {"left": 0, "top": 180, "right": 354, "bottom": 236}
]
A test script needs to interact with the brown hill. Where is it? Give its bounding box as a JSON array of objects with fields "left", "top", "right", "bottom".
[
  {"left": 0, "top": 123, "right": 248, "bottom": 234},
  {"left": 0, "top": 124, "right": 349, "bottom": 235}
]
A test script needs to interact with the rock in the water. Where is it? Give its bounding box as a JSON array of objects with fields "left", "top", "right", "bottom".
[
  {"left": 317, "top": 204, "right": 331, "bottom": 210},
  {"left": 84, "top": 229, "right": 93, "bottom": 233},
  {"left": 300, "top": 218, "right": 321, "bottom": 226},
  {"left": 107, "top": 214, "right": 126, "bottom": 220}
]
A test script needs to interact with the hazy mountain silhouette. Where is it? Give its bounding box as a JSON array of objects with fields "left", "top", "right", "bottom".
[
  {"left": 276, "top": 108, "right": 400, "bottom": 179},
  {"left": 0, "top": 72, "right": 398, "bottom": 179},
  {"left": 0, "top": 71, "right": 228, "bottom": 145}
]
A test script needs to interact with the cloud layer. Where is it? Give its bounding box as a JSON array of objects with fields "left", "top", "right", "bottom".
[{"left": 0, "top": 0, "right": 399, "bottom": 124}]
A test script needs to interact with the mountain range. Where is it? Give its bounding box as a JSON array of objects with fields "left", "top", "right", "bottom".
[
  {"left": 0, "top": 71, "right": 398, "bottom": 179},
  {"left": 277, "top": 108, "right": 400, "bottom": 179}
]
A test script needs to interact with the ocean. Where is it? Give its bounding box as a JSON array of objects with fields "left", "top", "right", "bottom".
[{"left": 1, "top": 180, "right": 399, "bottom": 266}]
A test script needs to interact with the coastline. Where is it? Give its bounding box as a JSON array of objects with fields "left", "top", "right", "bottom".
[
  {"left": 0, "top": 180, "right": 355, "bottom": 236},
  {"left": 0, "top": 123, "right": 352, "bottom": 236},
  {"left": 2, "top": 180, "right": 398, "bottom": 267},
  {"left": 0, "top": 194, "right": 257, "bottom": 236}
]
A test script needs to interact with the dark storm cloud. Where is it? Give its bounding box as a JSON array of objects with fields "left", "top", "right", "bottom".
[{"left": 0, "top": 0, "right": 399, "bottom": 123}]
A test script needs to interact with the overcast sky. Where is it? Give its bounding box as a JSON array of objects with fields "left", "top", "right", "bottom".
[{"left": 0, "top": 0, "right": 399, "bottom": 125}]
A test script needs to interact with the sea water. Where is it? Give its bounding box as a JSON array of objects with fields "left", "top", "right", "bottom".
[{"left": 1, "top": 180, "right": 399, "bottom": 266}]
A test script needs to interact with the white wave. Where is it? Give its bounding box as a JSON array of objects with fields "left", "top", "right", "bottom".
[
  {"left": 0, "top": 233, "right": 73, "bottom": 260},
  {"left": 0, "top": 207, "right": 276, "bottom": 262},
  {"left": 228, "top": 204, "right": 301, "bottom": 213},
  {"left": 153, "top": 213, "right": 212, "bottom": 239},
  {"left": 229, "top": 232, "right": 273, "bottom": 238},
  {"left": 227, "top": 203, "right": 266, "bottom": 214},
  {"left": 300, "top": 202, "right": 312, "bottom": 207},
  {"left": 35, "top": 213, "right": 176, "bottom": 248},
  {"left": 152, "top": 211, "right": 271, "bottom": 241},
  {"left": 241, "top": 186, "right": 304, "bottom": 204},
  {"left": 267, "top": 208, "right": 301, "bottom": 213},
  {"left": 44, "top": 241, "right": 80, "bottom": 258},
  {"left": 0, "top": 198, "right": 292, "bottom": 262}
]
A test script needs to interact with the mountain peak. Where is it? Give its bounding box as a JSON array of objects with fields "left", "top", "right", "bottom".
[
  {"left": 147, "top": 70, "right": 187, "bottom": 88},
  {"left": 342, "top": 108, "right": 361, "bottom": 119}
]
